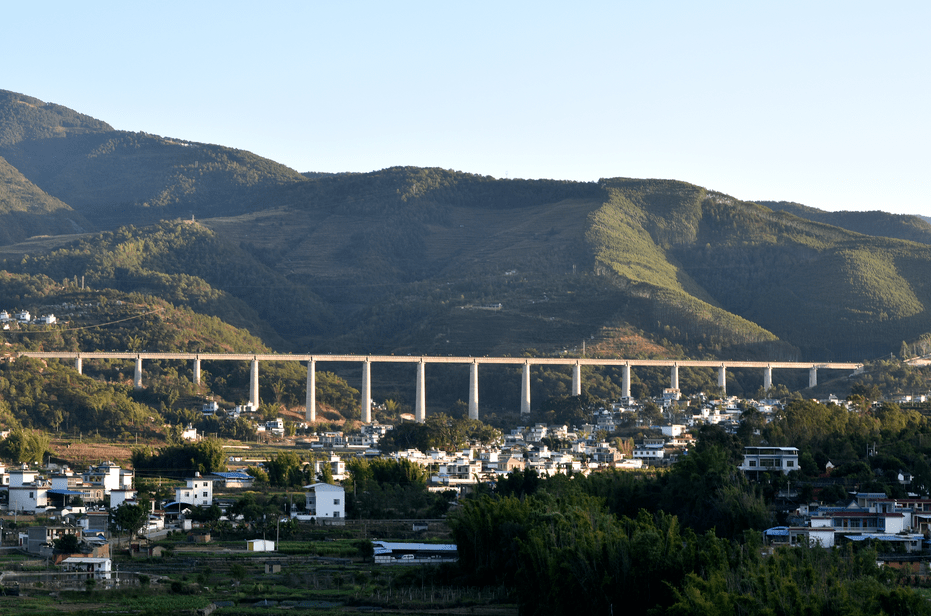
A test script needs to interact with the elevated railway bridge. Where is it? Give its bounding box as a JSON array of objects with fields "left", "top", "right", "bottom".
[{"left": 15, "top": 352, "right": 862, "bottom": 423}]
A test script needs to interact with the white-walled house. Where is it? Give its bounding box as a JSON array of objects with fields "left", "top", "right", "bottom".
[
  {"left": 109, "top": 488, "right": 137, "bottom": 509},
  {"left": 738, "top": 447, "right": 799, "bottom": 476},
  {"left": 82, "top": 461, "right": 133, "bottom": 493},
  {"left": 61, "top": 557, "right": 111, "bottom": 580},
  {"left": 303, "top": 483, "right": 345, "bottom": 521},
  {"left": 9, "top": 483, "right": 49, "bottom": 513},
  {"left": 8, "top": 465, "right": 49, "bottom": 513},
  {"left": 175, "top": 474, "right": 215, "bottom": 507}
]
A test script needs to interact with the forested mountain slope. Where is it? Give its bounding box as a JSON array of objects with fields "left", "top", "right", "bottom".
[
  {"left": 0, "top": 155, "right": 90, "bottom": 243},
  {"left": 4, "top": 223, "right": 335, "bottom": 350},
  {"left": 0, "top": 90, "right": 306, "bottom": 233},
  {"left": 760, "top": 200, "right": 931, "bottom": 245},
  {"left": 1, "top": 89, "right": 929, "bottom": 362}
]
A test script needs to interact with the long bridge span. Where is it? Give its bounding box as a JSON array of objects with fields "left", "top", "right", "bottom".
[{"left": 15, "top": 352, "right": 862, "bottom": 423}]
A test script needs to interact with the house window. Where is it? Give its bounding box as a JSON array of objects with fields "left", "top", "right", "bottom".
[
  {"left": 786, "top": 461, "right": 794, "bottom": 467},
  {"left": 748, "top": 460, "right": 757, "bottom": 467},
  {"left": 202, "top": 491, "right": 208, "bottom": 498},
  {"left": 334, "top": 499, "right": 340, "bottom": 505}
]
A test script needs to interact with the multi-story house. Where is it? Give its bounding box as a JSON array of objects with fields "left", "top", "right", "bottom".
[
  {"left": 174, "top": 473, "right": 214, "bottom": 507},
  {"left": 303, "top": 482, "right": 345, "bottom": 521},
  {"left": 738, "top": 447, "right": 799, "bottom": 476}
]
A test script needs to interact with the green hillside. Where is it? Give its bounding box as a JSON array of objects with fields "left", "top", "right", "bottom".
[
  {"left": 1, "top": 131, "right": 307, "bottom": 227},
  {"left": 1, "top": 89, "right": 930, "bottom": 364},
  {"left": 0, "top": 89, "right": 112, "bottom": 147},
  {"left": 2, "top": 222, "right": 335, "bottom": 349},
  {"left": 0, "top": 90, "right": 307, "bottom": 230},
  {"left": 760, "top": 200, "right": 931, "bottom": 245},
  {"left": 0, "top": 155, "right": 91, "bottom": 243}
]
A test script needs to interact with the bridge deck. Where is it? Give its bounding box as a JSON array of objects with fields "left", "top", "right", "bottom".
[{"left": 15, "top": 352, "right": 861, "bottom": 370}]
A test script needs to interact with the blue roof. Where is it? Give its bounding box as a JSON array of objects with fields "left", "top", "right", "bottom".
[
  {"left": 372, "top": 541, "right": 457, "bottom": 554},
  {"left": 764, "top": 526, "right": 789, "bottom": 536},
  {"left": 843, "top": 534, "right": 920, "bottom": 542},
  {"left": 212, "top": 472, "right": 253, "bottom": 480},
  {"left": 48, "top": 489, "right": 84, "bottom": 496}
]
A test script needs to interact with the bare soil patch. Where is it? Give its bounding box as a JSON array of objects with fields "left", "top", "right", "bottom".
[{"left": 51, "top": 440, "right": 135, "bottom": 465}]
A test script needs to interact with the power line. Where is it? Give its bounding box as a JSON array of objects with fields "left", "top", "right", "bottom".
[{"left": 2, "top": 307, "right": 165, "bottom": 335}]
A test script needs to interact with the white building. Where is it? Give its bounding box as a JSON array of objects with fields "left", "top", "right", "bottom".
[
  {"left": 61, "top": 557, "right": 112, "bottom": 580},
  {"left": 109, "top": 488, "right": 137, "bottom": 510},
  {"left": 265, "top": 418, "right": 285, "bottom": 436},
  {"left": 660, "top": 424, "right": 687, "bottom": 438},
  {"left": 174, "top": 474, "right": 215, "bottom": 507},
  {"left": 303, "top": 482, "right": 345, "bottom": 520},
  {"left": 313, "top": 454, "right": 346, "bottom": 481},
  {"left": 9, "top": 483, "right": 49, "bottom": 513},
  {"left": 633, "top": 443, "right": 666, "bottom": 462},
  {"left": 8, "top": 465, "right": 49, "bottom": 513},
  {"left": 247, "top": 539, "right": 275, "bottom": 552},
  {"left": 738, "top": 447, "right": 799, "bottom": 476},
  {"left": 82, "top": 461, "right": 131, "bottom": 493}
]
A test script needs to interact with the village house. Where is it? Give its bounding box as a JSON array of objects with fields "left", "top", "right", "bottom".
[
  {"left": 312, "top": 454, "right": 347, "bottom": 481},
  {"left": 26, "top": 525, "right": 82, "bottom": 555},
  {"left": 738, "top": 446, "right": 799, "bottom": 477},
  {"left": 174, "top": 473, "right": 215, "bottom": 507},
  {"left": 303, "top": 482, "right": 345, "bottom": 521},
  {"left": 60, "top": 556, "right": 112, "bottom": 580},
  {"left": 8, "top": 465, "right": 49, "bottom": 513},
  {"left": 209, "top": 471, "right": 256, "bottom": 489},
  {"left": 769, "top": 492, "right": 931, "bottom": 552}
]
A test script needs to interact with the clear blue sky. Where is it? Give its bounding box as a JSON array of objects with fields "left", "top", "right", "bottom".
[{"left": 4, "top": 1, "right": 929, "bottom": 217}]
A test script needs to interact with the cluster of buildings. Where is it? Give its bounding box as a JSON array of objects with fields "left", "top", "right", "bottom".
[
  {"left": 0, "top": 310, "right": 57, "bottom": 329},
  {"left": 768, "top": 491, "right": 931, "bottom": 553},
  {"left": 1, "top": 459, "right": 347, "bottom": 580},
  {"left": 6, "top": 385, "right": 931, "bottom": 581}
]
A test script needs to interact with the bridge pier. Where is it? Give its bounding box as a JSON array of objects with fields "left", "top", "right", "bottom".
[
  {"left": 763, "top": 366, "right": 772, "bottom": 393},
  {"left": 622, "top": 363, "right": 631, "bottom": 399},
  {"left": 671, "top": 363, "right": 679, "bottom": 390},
  {"left": 193, "top": 357, "right": 201, "bottom": 389},
  {"left": 361, "top": 359, "right": 372, "bottom": 423},
  {"left": 572, "top": 362, "right": 581, "bottom": 397},
  {"left": 249, "top": 358, "right": 259, "bottom": 408},
  {"left": 75, "top": 355, "right": 82, "bottom": 375},
  {"left": 415, "top": 360, "right": 426, "bottom": 423},
  {"left": 809, "top": 367, "right": 818, "bottom": 388},
  {"left": 468, "top": 362, "right": 479, "bottom": 420},
  {"left": 306, "top": 359, "right": 316, "bottom": 423},
  {"left": 134, "top": 356, "right": 143, "bottom": 390},
  {"left": 718, "top": 365, "right": 726, "bottom": 396},
  {"left": 520, "top": 362, "right": 531, "bottom": 415}
]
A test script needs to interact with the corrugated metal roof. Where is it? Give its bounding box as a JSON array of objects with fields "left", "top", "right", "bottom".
[{"left": 372, "top": 541, "right": 457, "bottom": 554}]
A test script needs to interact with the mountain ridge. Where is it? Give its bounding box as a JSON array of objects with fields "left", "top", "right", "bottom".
[{"left": 1, "top": 89, "right": 929, "bottom": 365}]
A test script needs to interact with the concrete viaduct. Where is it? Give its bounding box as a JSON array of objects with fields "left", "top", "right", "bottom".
[{"left": 15, "top": 352, "right": 862, "bottom": 423}]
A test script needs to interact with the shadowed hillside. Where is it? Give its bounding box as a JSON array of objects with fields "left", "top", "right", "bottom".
[
  {"left": 760, "top": 200, "right": 931, "bottom": 245},
  {"left": 1, "top": 89, "right": 930, "bottom": 363}
]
